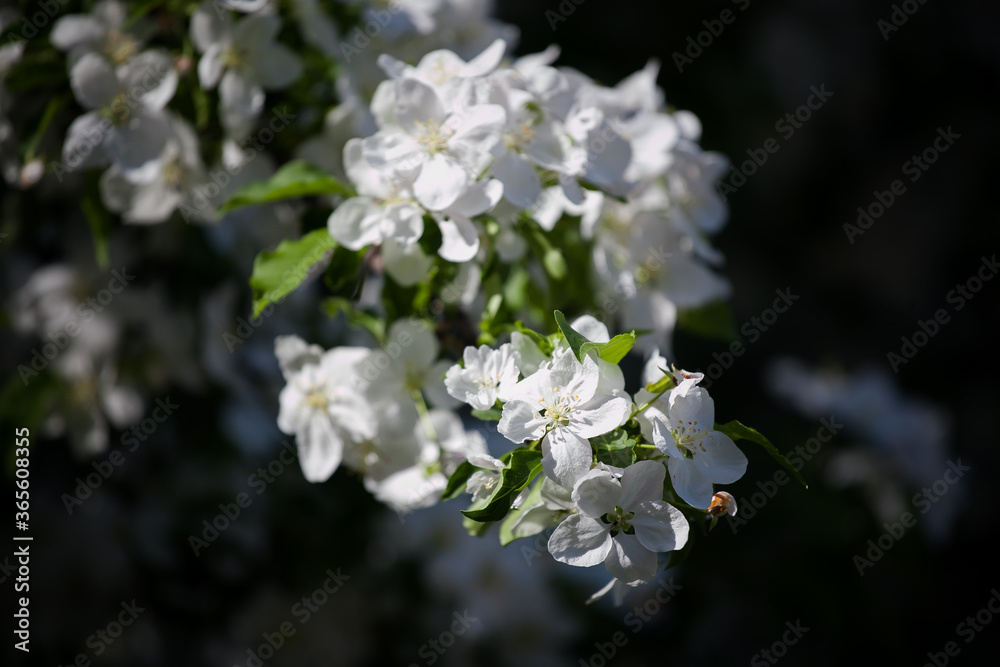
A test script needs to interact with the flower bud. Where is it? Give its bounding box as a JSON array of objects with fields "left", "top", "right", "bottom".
[{"left": 707, "top": 491, "right": 737, "bottom": 517}]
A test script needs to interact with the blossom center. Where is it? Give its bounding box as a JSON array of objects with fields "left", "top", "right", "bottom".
[
  {"left": 103, "top": 30, "right": 139, "bottom": 66},
  {"left": 413, "top": 119, "right": 451, "bottom": 154},
  {"left": 534, "top": 387, "right": 580, "bottom": 427},
  {"left": 672, "top": 421, "right": 708, "bottom": 459},
  {"left": 304, "top": 386, "right": 329, "bottom": 410},
  {"left": 601, "top": 505, "right": 636, "bottom": 537}
]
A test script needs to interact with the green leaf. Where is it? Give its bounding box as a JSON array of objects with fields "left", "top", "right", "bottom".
[
  {"left": 543, "top": 248, "right": 567, "bottom": 280},
  {"left": 553, "top": 310, "right": 590, "bottom": 362},
  {"left": 462, "top": 449, "right": 543, "bottom": 523},
  {"left": 644, "top": 371, "right": 676, "bottom": 395},
  {"left": 677, "top": 300, "right": 738, "bottom": 341},
  {"left": 471, "top": 405, "right": 503, "bottom": 422},
  {"left": 499, "top": 480, "right": 543, "bottom": 546},
  {"left": 513, "top": 321, "right": 553, "bottom": 355},
  {"left": 218, "top": 160, "right": 355, "bottom": 215},
  {"left": 581, "top": 331, "right": 636, "bottom": 364},
  {"left": 249, "top": 229, "right": 336, "bottom": 317},
  {"left": 442, "top": 460, "right": 477, "bottom": 501},
  {"left": 591, "top": 428, "right": 637, "bottom": 468},
  {"left": 716, "top": 420, "right": 809, "bottom": 489}
]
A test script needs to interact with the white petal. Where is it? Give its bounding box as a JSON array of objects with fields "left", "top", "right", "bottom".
[
  {"left": 274, "top": 335, "right": 324, "bottom": 379},
  {"left": 460, "top": 38, "right": 507, "bottom": 77},
  {"left": 548, "top": 514, "right": 612, "bottom": 567},
  {"left": 435, "top": 214, "right": 479, "bottom": 262},
  {"left": 382, "top": 239, "right": 433, "bottom": 286},
  {"left": 198, "top": 43, "right": 225, "bottom": 89},
  {"left": 572, "top": 468, "right": 620, "bottom": 518},
  {"left": 493, "top": 152, "right": 542, "bottom": 208},
  {"left": 124, "top": 179, "right": 182, "bottom": 223},
  {"left": 570, "top": 396, "right": 631, "bottom": 439},
  {"left": 70, "top": 53, "right": 120, "bottom": 109},
  {"left": 107, "top": 110, "right": 170, "bottom": 182},
  {"left": 620, "top": 460, "right": 666, "bottom": 509},
  {"left": 415, "top": 155, "right": 468, "bottom": 211},
  {"left": 542, "top": 429, "right": 593, "bottom": 488},
  {"left": 632, "top": 499, "right": 688, "bottom": 553},
  {"left": 51, "top": 16, "right": 105, "bottom": 51},
  {"left": 667, "top": 457, "right": 714, "bottom": 508},
  {"left": 394, "top": 78, "right": 446, "bottom": 129},
  {"left": 447, "top": 104, "right": 506, "bottom": 171},
  {"left": 694, "top": 432, "right": 748, "bottom": 484},
  {"left": 297, "top": 414, "right": 344, "bottom": 482},
  {"left": 362, "top": 131, "right": 423, "bottom": 173},
  {"left": 605, "top": 533, "right": 657, "bottom": 585},
  {"left": 62, "top": 111, "right": 111, "bottom": 170},
  {"left": 446, "top": 178, "right": 503, "bottom": 218},
  {"left": 498, "top": 400, "right": 546, "bottom": 443},
  {"left": 219, "top": 70, "right": 264, "bottom": 118},
  {"left": 327, "top": 197, "right": 384, "bottom": 249},
  {"left": 190, "top": 4, "right": 228, "bottom": 53},
  {"left": 233, "top": 12, "right": 281, "bottom": 46},
  {"left": 117, "top": 50, "right": 177, "bottom": 111}
]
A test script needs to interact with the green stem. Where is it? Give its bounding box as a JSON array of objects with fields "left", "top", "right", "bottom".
[{"left": 411, "top": 390, "right": 438, "bottom": 443}]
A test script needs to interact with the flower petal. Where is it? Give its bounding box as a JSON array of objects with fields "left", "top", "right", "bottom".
[
  {"left": 572, "top": 467, "right": 621, "bottom": 518},
  {"left": 605, "top": 533, "right": 657, "bottom": 585},
  {"left": 631, "top": 499, "right": 689, "bottom": 553},
  {"left": 548, "top": 514, "right": 613, "bottom": 567},
  {"left": 542, "top": 428, "right": 593, "bottom": 488},
  {"left": 435, "top": 214, "right": 480, "bottom": 262},
  {"left": 694, "top": 432, "right": 748, "bottom": 484},
  {"left": 415, "top": 154, "right": 468, "bottom": 211},
  {"left": 327, "top": 196, "right": 383, "bottom": 249},
  {"left": 620, "top": 459, "right": 666, "bottom": 509},
  {"left": 570, "top": 396, "right": 631, "bottom": 439},
  {"left": 667, "top": 457, "right": 714, "bottom": 508},
  {"left": 70, "top": 53, "right": 120, "bottom": 110}
]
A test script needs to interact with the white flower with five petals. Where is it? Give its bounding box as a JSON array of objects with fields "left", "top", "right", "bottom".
[{"left": 547, "top": 460, "right": 689, "bottom": 585}]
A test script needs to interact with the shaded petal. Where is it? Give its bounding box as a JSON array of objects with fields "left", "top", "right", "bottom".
[
  {"left": 117, "top": 49, "right": 177, "bottom": 111},
  {"left": 548, "top": 514, "right": 612, "bottom": 567},
  {"left": 498, "top": 400, "right": 546, "bottom": 443},
  {"left": 620, "top": 460, "right": 666, "bottom": 509},
  {"left": 107, "top": 110, "right": 170, "bottom": 182},
  {"left": 70, "top": 53, "right": 120, "bottom": 110},
  {"left": 51, "top": 16, "right": 105, "bottom": 51},
  {"left": 62, "top": 111, "right": 111, "bottom": 170},
  {"left": 362, "top": 131, "right": 423, "bottom": 173},
  {"left": 327, "top": 197, "right": 383, "bottom": 249},
  {"left": 542, "top": 428, "right": 593, "bottom": 488},
  {"left": 394, "top": 78, "right": 446, "bottom": 129},
  {"left": 219, "top": 70, "right": 264, "bottom": 118},
  {"left": 190, "top": 4, "right": 228, "bottom": 53},
  {"left": 631, "top": 499, "right": 688, "bottom": 553},
  {"left": 605, "top": 533, "right": 657, "bottom": 585},
  {"left": 198, "top": 43, "right": 225, "bottom": 89},
  {"left": 233, "top": 12, "right": 280, "bottom": 46},
  {"left": 446, "top": 178, "right": 502, "bottom": 218},
  {"left": 297, "top": 414, "right": 344, "bottom": 482},
  {"left": 667, "top": 457, "right": 714, "bottom": 508},
  {"left": 572, "top": 467, "right": 620, "bottom": 518},
  {"left": 694, "top": 431, "right": 748, "bottom": 484},
  {"left": 382, "top": 239, "right": 433, "bottom": 286},
  {"left": 493, "top": 151, "right": 542, "bottom": 208},
  {"left": 124, "top": 178, "right": 182, "bottom": 223}
]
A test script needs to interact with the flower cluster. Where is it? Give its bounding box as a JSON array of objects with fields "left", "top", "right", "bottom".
[{"left": 327, "top": 38, "right": 731, "bottom": 351}]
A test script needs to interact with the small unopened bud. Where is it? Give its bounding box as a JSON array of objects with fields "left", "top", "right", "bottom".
[
  {"left": 174, "top": 55, "right": 194, "bottom": 76},
  {"left": 707, "top": 491, "right": 737, "bottom": 517},
  {"left": 19, "top": 159, "right": 44, "bottom": 189}
]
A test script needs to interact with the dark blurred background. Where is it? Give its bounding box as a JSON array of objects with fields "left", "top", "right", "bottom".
[{"left": 3, "top": 0, "right": 1000, "bottom": 665}]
